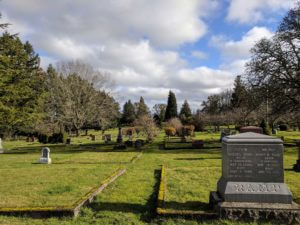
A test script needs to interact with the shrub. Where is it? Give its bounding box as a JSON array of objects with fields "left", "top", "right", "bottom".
[
  {"left": 49, "top": 132, "right": 68, "bottom": 143},
  {"left": 166, "top": 118, "right": 182, "bottom": 136},
  {"left": 126, "top": 128, "right": 135, "bottom": 136},
  {"left": 279, "top": 124, "right": 288, "bottom": 131},
  {"left": 260, "top": 119, "right": 271, "bottom": 135},
  {"left": 182, "top": 125, "right": 195, "bottom": 137},
  {"left": 38, "top": 134, "right": 49, "bottom": 144},
  {"left": 134, "top": 126, "right": 142, "bottom": 136},
  {"left": 134, "top": 115, "right": 159, "bottom": 142},
  {"left": 164, "top": 127, "right": 176, "bottom": 137},
  {"left": 192, "top": 118, "right": 205, "bottom": 132}
]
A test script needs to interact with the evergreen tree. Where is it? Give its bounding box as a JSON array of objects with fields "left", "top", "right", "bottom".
[
  {"left": 179, "top": 100, "right": 192, "bottom": 124},
  {"left": 121, "top": 100, "right": 136, "bottom": 125},
  {"left": 260, "top": 119, "right": 271, "bottom": 135},
  {"left": 165, "top": 90, "right": 177, "bottom": 120},
  {"left": 0, "top": 13, "right": 9, "bottom": 30},
  {"left": 136, "top": 96, "right": 149, "bottom": 117},
  {"left": 0, "top": 32, "right": 45, "bottom": 136},
  {"left": 231, "top": 75, "right": 246, "bottom": 109}
]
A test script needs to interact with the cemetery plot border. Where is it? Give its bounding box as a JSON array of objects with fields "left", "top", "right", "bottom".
[
  {"left": 0, "top": 167, "right": 126, "bottom": 218},
  {"left": 156, "top": 165, "right": 217, "bottom": 218},
  {"left": 129, "top": 151, "right": 143, "bottom": 163}
]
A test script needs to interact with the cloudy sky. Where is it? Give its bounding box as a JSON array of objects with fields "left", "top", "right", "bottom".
[{"left": 0, "top": 0, "right": 296, "bottom": 110}]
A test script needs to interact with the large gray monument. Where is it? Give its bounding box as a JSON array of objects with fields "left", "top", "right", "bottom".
[{"left": 210, "top": 132, "right": 300, "bottom": 222}]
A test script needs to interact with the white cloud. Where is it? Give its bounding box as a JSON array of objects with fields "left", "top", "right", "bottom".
[
  {"left": 3, "top": 0, "right": 279, "bottom": 110},
  {"left": 1, "top": 0, "right": 218, "bottom": 48},
  {"left": 211, "top": 26, "right": 273, "bottom": 60},
  {"left": 176, "top": 67, "right": 234, "bottom": 91},
  {"left": 211, "top": 26, "right": 274, "bottom": 77},
  {"left": 227, "top": 0, "right": 295, "bottom": 24},
  {"left": 220, "top": 59, "right": 248, "bottom": 75},
  {"left": 191, "top": 50, "right": 208, "bottom": 60}
]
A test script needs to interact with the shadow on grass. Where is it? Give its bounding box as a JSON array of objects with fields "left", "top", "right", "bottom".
[
  {"left": 6, "top": 143, "right": 139, "bottom": 155},
  {"left": 31, "top": 161, "right": 129, "bottom": 165},
  {"left": 140, "top": 169, "right": 161, "bottom": 222},
  {"left": 146, "top": 148, "right": 221, "bottom": 155},
  {"left": 174, "top": 157, "right": 221, "bottom": 161},
  {"left": 89, "top": 202, "right": 147, "bottom": 214},
  {"left": 284, "top": 168, "right": 297, "bottom": 171},
  {"left": 163, "top": 201, "right": 210, "bottom": 211},
  {"left": 88, "top": 169, "right": 161, "bottom": 223}
]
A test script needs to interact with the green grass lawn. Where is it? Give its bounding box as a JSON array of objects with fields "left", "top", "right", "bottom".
[{"left": 0, "top": 130, "right": 299, "bottom": 225}]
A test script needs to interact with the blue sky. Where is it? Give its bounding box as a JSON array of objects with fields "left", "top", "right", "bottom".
[{"left": 0, "top": 0, "right": 296, "bottom": 110}]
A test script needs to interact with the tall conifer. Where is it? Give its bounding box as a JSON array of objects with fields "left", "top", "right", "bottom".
[{"left": 165, "top": 91, "right": 177, "bottom": 120}]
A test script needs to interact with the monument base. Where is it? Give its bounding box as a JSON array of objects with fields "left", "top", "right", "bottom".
[
  {"left": 217, "top": 178, "right": 293, "bottom": 204},
  {"left": 293, "top": 160, "right": 300, "bottom": 172},
  {"left": 39, "top": 157, "right": 51, "bottom": 164},
  {"left": 0, "top": 149, "right": 3, "bottom": 154},
  {"left": 209, "top": 191, "right": 300, "bottom": 223}
]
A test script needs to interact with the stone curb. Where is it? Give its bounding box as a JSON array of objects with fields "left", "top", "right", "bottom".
[{"left": 156, "top": 165, "right": 217, "bottom": 218}]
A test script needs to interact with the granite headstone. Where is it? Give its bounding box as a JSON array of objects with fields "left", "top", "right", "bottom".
[
  {"left": 210, "top": 132, "right": 300, "bottom": 221},
  {"left": 217, "top": 132, "right": 292, "bottom": 203}
]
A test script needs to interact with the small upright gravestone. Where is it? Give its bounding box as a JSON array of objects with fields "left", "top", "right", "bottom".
[
  {"left": 90, "top": 134, "right": 96, "bottom": 141},
  {"left": 135, "top": 139, "right": 143, "bottom": 150},
  {"left": 210, "top": 132, "right": 300, "bottom": 221},
  {"left": 39, "top": 147, "right": 51, "bottom": 164},
  {"left": 220, "top": 132, "right": 227, "bottom": 142},
  {"left": 117, "top": 127, "right": 123, "bottom": 144},
  {"left": 0, "top": 138, "right": 3, "bottom": 154},
  {"left": 293, "top": 141, "right": 300, "bottom": 172},
  {"left": 66, "top": 138, "right": 71, "bottom": 145},
  {"left": 114, "top": 128, "right": 127, "bottom": 150},
  {"left": 105, "top": 134, "right": 112, "bottom": 143}
]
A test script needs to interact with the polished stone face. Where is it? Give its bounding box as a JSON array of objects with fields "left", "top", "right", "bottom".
[
  {"left": 222, "top": 143, "right": 283, "bottom": 183},
  {"left": 217, "top": 132, "right": 293, "bottom": 204}
]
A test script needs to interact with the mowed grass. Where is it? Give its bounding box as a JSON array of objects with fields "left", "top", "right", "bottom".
[
  {"left": 0, "top": 130, "right": 299, "bottom": 224},
  {"left": 0, "top": 131, "right": 140, "bottom": 208}
]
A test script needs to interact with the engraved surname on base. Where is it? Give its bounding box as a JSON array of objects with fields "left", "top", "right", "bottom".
[{"left": 233, "top": 183, "right": 281, "bottom": 193}]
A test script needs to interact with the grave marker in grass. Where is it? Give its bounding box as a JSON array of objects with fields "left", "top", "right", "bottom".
[
  {"left": 0, "top": 138, "right": 3, "bottom": 153},
  {"left": 39, "top": 147, "right": 51, "bottom": 164}
]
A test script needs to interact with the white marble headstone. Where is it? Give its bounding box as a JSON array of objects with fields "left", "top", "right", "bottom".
[
  {"left": 39, "top": 147, "right": 51, "bottom": 164},
  {"left": 0, "top": 138, "right": 3, "bottom": 153}
]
